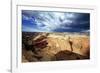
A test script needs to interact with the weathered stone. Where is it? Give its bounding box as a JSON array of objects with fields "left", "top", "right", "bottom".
[{"left": 22, "top": 32, "right": 90, "bottom": 62}]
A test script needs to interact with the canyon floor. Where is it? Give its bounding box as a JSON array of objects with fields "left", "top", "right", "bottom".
[{"left": 22, "top": 32, "right": 90, "bottom": 62}]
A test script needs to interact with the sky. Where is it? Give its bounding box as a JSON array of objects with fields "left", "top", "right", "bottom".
[{"left": 22, "top": 10, "right": 90, "bottom": 33}]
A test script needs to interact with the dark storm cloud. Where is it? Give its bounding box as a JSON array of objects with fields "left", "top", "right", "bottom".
[{"left": 22, "top": 10, "right": 90, "bottom": 32}]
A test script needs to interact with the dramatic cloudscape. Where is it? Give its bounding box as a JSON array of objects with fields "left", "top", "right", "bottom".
[{"left": 22, "top": 10, "right": 90, "bottom": 32}]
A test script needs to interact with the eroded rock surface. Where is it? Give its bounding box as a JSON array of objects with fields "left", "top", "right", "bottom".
[{"left": 22, "top": 32, "right": 90, "bottom": 62}]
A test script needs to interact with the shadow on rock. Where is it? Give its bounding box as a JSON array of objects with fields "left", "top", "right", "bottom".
[{"left": 52, "top": 50, "right": 89, "bottom": 61}]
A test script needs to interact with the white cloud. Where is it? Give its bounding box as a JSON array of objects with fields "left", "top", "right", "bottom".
[
  {"left": 23, "top": 10, "right": 89, "bottom": 32},
  {"left": 62, "top": 19, "right": 73, "bottom": 25},
  {"left": 65, "top": 13, "right": 75, "bottom": 18},
  {"left": 22, "top": 15, "right": 30, "bottom": 20},
  {"left": 33, "top": 12, "right": 76, "bottom": 31}
]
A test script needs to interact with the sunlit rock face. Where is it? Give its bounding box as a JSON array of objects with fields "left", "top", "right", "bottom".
[
  {"left": 70, "top": 37, "right": 90, "bottom": 56},
  {"left": 22, "top": 32, "right": 90, "bottom": 62}
]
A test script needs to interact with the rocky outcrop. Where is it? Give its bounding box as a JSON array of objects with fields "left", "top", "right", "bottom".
[{"left": 22, "top": 32, "right": 90, "bottom": 62}]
